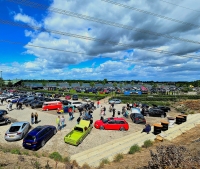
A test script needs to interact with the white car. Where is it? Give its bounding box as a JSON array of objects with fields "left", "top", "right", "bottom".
[
  {"left": 82, "top": 97, "right": 91, "bottom": 102},
  {"left": 6, "top": 96, "right": 20, "bottom": 102},
  {"left": 67, "top": 101, "right": 83, "bottom": 108}
]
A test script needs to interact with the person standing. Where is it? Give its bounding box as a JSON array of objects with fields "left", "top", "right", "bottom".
[
  {"left": 56, "top": 116, "right": 61, "bottom": 131},
  {"left": 97, "top": 100, "right": 100, "bottom": 108},
  {"left": 103, "top": 106, "right": 106, "bottom": 115},
  {"left": 31, "top": 112, "right": 35, "bottom": 124},
  {"left": 112, "top": 108, "right": 116, "bottom": 117},
  {"left": 77, "top": 116, "right": 82, "bottom": 124},
  {"left": 35, "top": 112, "right": 38, "bottom": 124},
  {"left": 1, "top": 98, "right": 4, "bottom": 105},
  {"left": 60, "top": 115, "right": 65, "bottom": 129}
]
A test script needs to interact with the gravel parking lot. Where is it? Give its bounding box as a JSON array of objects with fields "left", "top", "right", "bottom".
[{"left": 0, "top": 98, "right": 179, "bottom": 157}]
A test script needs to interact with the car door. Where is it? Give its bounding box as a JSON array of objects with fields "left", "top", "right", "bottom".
[{"left": 107, "top": 120, "right": 116, "bottom": 130}]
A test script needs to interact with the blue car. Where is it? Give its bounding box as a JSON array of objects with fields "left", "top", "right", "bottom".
[{"left": 22, "top": 125, "right": 57, "bottom": 150}]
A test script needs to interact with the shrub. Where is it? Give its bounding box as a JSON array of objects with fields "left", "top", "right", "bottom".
[
  {"left": 82, "top": 163, "right": 91, "bottom": 169},
  {"left": 10, "top": 148, "right": 21, "bottom": 155},
  {"left": 143, "top": 140, "right": 153, "bottom": 148},
  {"left": 49, "top": 152, "right": 62, "bottom": 162},
  {"left": 98, "top": 158, "right": 110, "bottom": 168},
  {"left": 129, "top": 144, "right": 141, "bottom": 154},
  {"left": 63, "top": 156, "right": 70, "bottom": 163},
  {"left": 113, "top": 153, "right": 124, "bottom": 162}
]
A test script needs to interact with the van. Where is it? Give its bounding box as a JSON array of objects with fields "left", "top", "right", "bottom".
[
  {"left": 67, "top": 101, "right": 82, "bottom": 108},
  {"left": 42, "top": 101, "right": 63, "bottom": 111}
]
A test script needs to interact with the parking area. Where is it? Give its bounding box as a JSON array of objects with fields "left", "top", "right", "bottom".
[{"left": 0, "top": 98, "right": 179, "bottom": 156}]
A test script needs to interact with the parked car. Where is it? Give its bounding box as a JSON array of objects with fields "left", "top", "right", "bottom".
[
  {"left": 31, "top": 101, "right": 44, "bottom": 109},
  {"left": 143, "top": 108, "right": 166, "bottom": 118},
  {"left": 67, "top": 101, "right": 82, "bottom": 108},
  {"left": 60, "top": 100, "right": 70, "bottom": 105},
  {"left": 0, "top": 110, "right": 8, "bottom": 115},
  {"left": 64, "top": 120, "right": 92, "bottom": 146},
  {"left": 72, "top": 94, "right": 78, "bottom": 100},
  {"left": 130, "top": 113, "right": 146, "bottom": 124},
  {"left": 82, "top": 97, "right": 91, "bottom": 102},
  {"left": 65, "top": 95, "right": 71, "bottom": 100},
  {"left": 4, "top": 121, "right": 30, "bottom": 141},
  {"left": 109, "top": 99, "right": 122, "bottom": 104},
  {"left": 0, "top": 115, "right": 11, "bottom": 125},
  {"left": 94, "top": 117, "right": 129, "bottom": 131},
  {"left": 22, "top": 125, "right": 57, "bottom": 150},
  {"left": 152, "top": 104, "right": 171, "bottom": 112},
  {"left": 6, "top": 96, "right": 20, "bottom": 103}
]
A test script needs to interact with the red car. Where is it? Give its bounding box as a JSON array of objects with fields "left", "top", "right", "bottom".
[
  {"left": 94, "top": 117, "right": 129, "bottom": 131},
  {"left": 65, "top": 95, "right": 71, "bottom": 100}
]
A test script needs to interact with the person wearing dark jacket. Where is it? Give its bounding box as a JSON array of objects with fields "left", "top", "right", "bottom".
[
  {"left": 112, "top": 108, "right": 116, "bottom": 117},
  {"left": 141, "top": 123, "right": 151, "bottom": 134},
  {"left": 77, "top": 116, "right": 82, "bottom": 124}
]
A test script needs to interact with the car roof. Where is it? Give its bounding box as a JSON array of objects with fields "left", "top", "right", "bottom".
[
  {"left": 11, "top": 121, "right": 29, "bottom": 126},
  {"left": 29, "top": 125, "right": 51, "bottom": 135},
  {"left": 108, "top": 117, "right": 125, "bottom": 121}
]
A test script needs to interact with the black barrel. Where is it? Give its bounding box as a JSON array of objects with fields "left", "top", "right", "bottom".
[
  {"left": 176, "top": 116, "right": 183, "bottom": 125},
  {"left": 181, "top": 115, "right": 187, "bottom": 122},
  {"left": 153, "top": 124, "right": 163, "bottom": 135},
  {"left": 161, "top": 121, "right": 169, "bottom": 131}
]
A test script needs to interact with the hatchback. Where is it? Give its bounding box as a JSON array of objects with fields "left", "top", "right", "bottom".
[
  {"left": 23, "top": 125, "right": 57, "bottom": 150},
  {"left": 94, "top": 117, "right": 129, "bottom": 131},
  {"left": 5, "top": 121, "right": 30, "bottom": 141}
]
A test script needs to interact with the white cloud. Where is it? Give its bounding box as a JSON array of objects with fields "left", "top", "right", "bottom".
[{"left": 4, "top": 0, "right": 200, "bottom": 81}]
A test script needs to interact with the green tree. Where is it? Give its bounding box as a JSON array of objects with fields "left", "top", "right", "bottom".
[
  {"left": 113, "top": 82, "right": 117, "bottom": 88},
  {"left": 56, "top": 81, "right": 59, "bottom": 87},
  {"left": 90, "top": 82, "right": 95, "bottom": 88},
  {"left": 42, "top": 80, "right": 46, "bottom": 87},
  {"left": 131, "top": 81, "right": 135, "bottom": 87},
  {"left": 79, "top": 81, "right": 83, "bottom": 87},
  {"left": 102, "top": 79, "right": 107, "bottom": 88},
  {"left": 7, "top": 81, "right": 13, "bottom": 87}
]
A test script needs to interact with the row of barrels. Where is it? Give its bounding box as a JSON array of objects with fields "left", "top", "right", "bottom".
[{"left": 153, "top": 115, "right": 187, "bottom": 135}]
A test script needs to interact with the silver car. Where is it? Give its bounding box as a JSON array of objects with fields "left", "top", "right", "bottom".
[
  {"left": 4, "top": 121, "right": 30, "bottom": 141},
  {"left": 109, "top": 99, "right": 122, "bottom": 104}
]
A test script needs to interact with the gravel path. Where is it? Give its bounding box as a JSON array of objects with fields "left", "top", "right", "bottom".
[{"left": 0, "top": 98, "right": 179, "bottom": 157}]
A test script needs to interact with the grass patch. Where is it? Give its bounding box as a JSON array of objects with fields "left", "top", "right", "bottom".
[
  {"left": 143, "top": 140, "right": 153, "bottom": 148},
  {"left": 113, "top": 153, "right": 123, "bottom": 162},
  {"left": 10, "top": 148, "right": 21, "bottom": 155},
  {"left": 49, "top": 152, "right": 63, "bottom": 162},
  {"left": 98, "top": 158, "right": 110, "bottom": 168},
  {"left": 33, "top": 152, "right": 40, "bottom": 158},
  {"left": 129, "top": 144, "right": 141, "bottom": 154}
]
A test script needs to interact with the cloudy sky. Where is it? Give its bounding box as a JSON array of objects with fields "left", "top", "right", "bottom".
[{"left": 1, "top": 0, "right": 200, "bottom": 81}]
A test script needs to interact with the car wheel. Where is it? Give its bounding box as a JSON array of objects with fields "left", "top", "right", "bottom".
[
  {"left": 46, "top": 109, "right": 48, "bottom": 111},
  {"left": 100, "top": 126, "right": 104, "bottom": 130},
  {"left": 146, "top": 113, "right": 149, "bottom": 117},
  {"left": 120, "top": 127, "right": 125, "bottom": 131},
  {"left": 53, "top": 129, "right": 57, "bottom": 135},
  {"left": 161, "top": 114, "right": 164, "bottom": 118},
  {"left": 41, "top": 140, "right": 46, "bottom": 147}
]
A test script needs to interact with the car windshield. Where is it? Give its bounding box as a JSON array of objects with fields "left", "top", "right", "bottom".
[
  {"left": 25, "top": 135, "right": 36, "bottom": 140},
  {"left": 102, "top": 118, "right": 108, "bottom": 123},
  {"left": 9, "top": 126, "right": 21, "bottom": 132}
]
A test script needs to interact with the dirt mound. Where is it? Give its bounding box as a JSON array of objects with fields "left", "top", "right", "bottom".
[{"left": 180, "top": 100, "right": 200, "bottom": 110}]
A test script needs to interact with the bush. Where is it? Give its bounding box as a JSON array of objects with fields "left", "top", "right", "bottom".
[
  {"left": 129, "top": 144, "right": 141, "bottom": 154},
  {"left": 143, "top": 140, "right": 153, "bottom": 148},
  {"left": 82, "top": 163, "right": 91, "bottom": 169},
  {"left": 98, "top": 158, "right": 110, "bottom": 168},
  {"left": 113, "top": 153, "right": 124, "bottom": 162},
  {"left": 49, "top": 152, "right": 62, "bottom": 162},
  {"left": 10, "top": 148, "right": 21, "bottom": 155},
  {"left": 63, "top": 156, "right": 70, "bottom": 163}
]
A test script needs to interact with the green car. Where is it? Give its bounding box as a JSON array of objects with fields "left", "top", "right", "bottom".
[{"left": 64, "top": 120, "right": 92, "bottom": 146}]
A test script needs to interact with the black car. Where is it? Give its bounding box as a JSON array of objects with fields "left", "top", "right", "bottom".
[
  {"left": 31, "top": 101, "right": 44, "bottom": 109},
  {"left": 143, "top": 108, "right": 166, "bottom": 118},
  {"left": 0, "top": 110, "right": 8, "bottom": 116},
  {"left": 130, "top": 113, "right": 146, "bottom": 124},
  {"left": 60, "top": 100, "right": 70, "bottom": 105},
  {"left": 72, "top": 94, "right": 78, "bottom": 100},
  {"left": 152, "top": 104, "right": 171, "bottom": 112}
]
